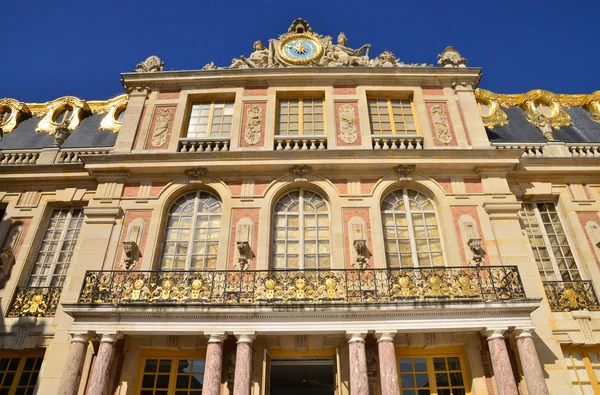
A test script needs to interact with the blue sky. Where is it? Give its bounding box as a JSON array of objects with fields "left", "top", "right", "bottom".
[{"left": 2, "top": 0, "right": 598, "bottom": 102}]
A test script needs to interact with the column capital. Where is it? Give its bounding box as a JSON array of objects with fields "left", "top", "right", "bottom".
[
  {"left": 514, "top": 327, "right": 536, "bottom": 339},
  {"left": 482, "top": 328, "right": 508, "bottom": 340},
  {"left": 69, "top": 332, "right": 92, "bottom": 344},
  {"left": 346, "top": 332, "right": 367, "bottom": 343},
  {"left": 207, "top": 333, "right": 227, "bottom": 343},
  {"left": 235, "top": 333, "right": 256, "bottom": 344},
  {"left": 99, "top": 332, "right": 124, "bottom": 344},
  {"left": 375, "top": 332, "right": 396, "bottom": 342}
]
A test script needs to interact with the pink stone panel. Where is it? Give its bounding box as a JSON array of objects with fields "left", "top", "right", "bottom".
[
  {"left": 343, "top": 208, "right": 374, "bottom": 268},
  {"left": 578, "top": 212, "right": 600, "bottom": 268},
  {"left": 456, "top": 100, "right": 472, "bottom": 146},
  {"left": 144, "top": 106, "right": 177, "bottom": 150},
  {"left": 452, "top": 207, "right": 489, "bottom": 265},
  {"left": 245, "top": 87, "right": 268, "bottom": 96},
  {"left": 464, "top": 178, "right": 483, "bottom": 194},
  {"left": 228, "top": 209, "right": 260, "bottom": 270},
  {"left": 240, "top": 102, "right": 267, "bottom": 148},
  {"left": 426, "top": 102, "right": 458, "bottom": 147},
  {"left": 150, "top": 182, "right": 168, "bottom": 197},
  {"left": 436, "top": 178, "right": 452, "bottom": 194},
  {"left": 115, "top": 210, "right": 153, "bottom": 269},
  {"left": 361, "top": 179, "right": 378, "bottom": 196},
  {"left": 335, "top": 101, "right": 362, "bottom": 147},
  {"left": 228, "top": 181, "right": 243, "bottom": 196},
  {"left": 331, "top": 179, "right": 347, "bottom": 195},
  {"left": 132, "top": 105, "right": 147, "bottom": 150},
  {"left": 422, "top": 86, "right": 445, "bottom": 95},
  {"left": 122, "top": 183, "right": 140, "bottom": 198},
  {"left": 254, "top": 180, "right": 271, "bottom": 196},
  {"left": 334, "top": 85, "right": 357, "bottom": 95},
  {"left": 158, "top": 91, "right": 180, "bottom": 100}
]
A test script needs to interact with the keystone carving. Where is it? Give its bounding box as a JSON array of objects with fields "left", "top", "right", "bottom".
[
  {"left": 394, "top": 164, "right": 416, "bottom": 182},
  {"left": 135, "top": 55, "right": 164, "bottom": 72},
  {"left": 53, "top": 121, "right": 71, "bottom": 147},
  {"left": 437, "top": 46, "right": 467, "bottom": 68},
  {"left": 244, "top": 105, "right": 263, "bottom": 145},
  {"left": 339, "top": 104, "right": 357, "bottom": 144},
  {"left": 430, "top": 105, "right": 453, "bottom": 144},
  {"left": 185, "top": 167, "right": 207, "bottom": 183},
  {"left": 151, "top": 108, "right": 172, "bottom": 147},
  {"left": 290, "top": 165, "right": 311, "bottom": 182}
]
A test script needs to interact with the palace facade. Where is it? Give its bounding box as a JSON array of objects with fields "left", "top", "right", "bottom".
[{"left": 1, "top": 18, "right": 600, "bottom": 395}]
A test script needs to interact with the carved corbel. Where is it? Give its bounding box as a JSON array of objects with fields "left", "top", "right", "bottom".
[
  {"left": 236, "top": 242, "right": 252, "bottom": 270},
  {"left": 186, "top": 167, "right": 207, "bottom": 183},
  {"left": 353, "top": 239, "right": 369, "bottom": 268},
  {"left": 123, "top": 241, "right": 140, "bottom": 270},
  {"left": 467, "top": 238, "right": 484, "bottom": 265},
  {"left": 394, "top": 164, "right": 416, "bottom": 182},
  {"left": 236, "top": 222, "right": 254, "bottom": 270},
  {"left": 290, "top": 165, "right": 311, "bottom": 182}
]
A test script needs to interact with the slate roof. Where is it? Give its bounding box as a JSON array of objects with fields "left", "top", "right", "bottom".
[
  {"left": 486, "top": 106, "right": 600, "bottom": 143},
  {"left": 0, "top": 114, "right": 117, "bottom": 150}
]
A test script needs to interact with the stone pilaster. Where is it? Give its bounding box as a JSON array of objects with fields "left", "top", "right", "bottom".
[
  {"left": 57, "top": 333, "right": 90, "bottom": 395},
  {"left": 485, "top": 329, "right": 518, "bottom": 395},
  {"left": 87, "top": 333, "right": 122, "bottom": 395},
  {"left": 203, "top": 333, "right": 226, "bottom": 395},
  {"left": 347, "top": 333, "right": 369, "bottom": 395},
  {"left": 233, "top": 333, "right": 255, "bottom": 395},
  {"left": 515, "top": 329, "right": 549, "bottom": 395},
  {"left": 376, "top": 333, "right": 400, "bottom": 395}
]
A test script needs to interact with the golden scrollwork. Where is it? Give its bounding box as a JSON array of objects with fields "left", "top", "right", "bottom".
[
  {"left": 77, "top": 266, "right": 526, "bottom": 307},
  {"left": 7, "top": 287, "right": 62, "bottom": 317},
  {"left": 584, "top": 91, "right": 600, "bottom": 124},
  {"left": 519, "top": 90, "right": 572, "bottom": 129},
  {"left": 96, "top": 94, "right": 128, "bottom": 133},
  {"left": 543, "top": 281, "right": 600, "bottom": 312},
  {"left": 33, "top": 96, "right": 91, "bottom": 135},
  {"left": 474, "top": 88, "right": 509, "bottom": 129},
  {"left": 0, "top": 98, "right": 31, "bottom": 133}
]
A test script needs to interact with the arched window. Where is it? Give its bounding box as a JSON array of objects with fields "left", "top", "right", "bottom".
[
  {"left": 272, "top": 189, "right": 330, "bottom": 269},
  {"left": 381, "top": 189, "right": 443, "bottom": 267},
  {"left": 160, "top": 191, "right": 222, "bottom": 270}
]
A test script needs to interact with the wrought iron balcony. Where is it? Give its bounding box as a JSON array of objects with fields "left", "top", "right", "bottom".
[
  {"left": 7, "top": 287, "right": 62, "bottom": 317},
  {"left": 77, "top": 266, "right": 525, "bottom": 306},
  {"left": 543, "top": 280, "right": 600, "bottom": 312}
]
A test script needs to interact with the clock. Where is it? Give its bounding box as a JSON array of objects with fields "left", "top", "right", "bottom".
[{"left": 278, "top": 34, "right": 323, "bottom": 65}]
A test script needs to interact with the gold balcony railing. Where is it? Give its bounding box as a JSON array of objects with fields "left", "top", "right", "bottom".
[
  {"left": 77, "top": 266, "right": 526, "bottom": 306},
  {"left": 543, "top": 281, "right": 600, "bottom": 312},
  {"left": 7, "top": 287, "right": 62, "bottom": 317}
]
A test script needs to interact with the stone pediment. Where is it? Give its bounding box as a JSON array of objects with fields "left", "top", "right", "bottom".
[{"left": 202, "top": 18, "right": 434, "bottom": 70}]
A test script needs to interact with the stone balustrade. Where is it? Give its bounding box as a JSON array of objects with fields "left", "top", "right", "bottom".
[
  {"left": 492, "top": 143, "right": 546, "bottom": 157},
  {"left": 274, "top": 137, "right": 327, "bottom": 150},
  {"left": 56, "top": 149, "right": 112, "bottom": 164},
  {"left": 178, "top": 138, "right": 230, "bottom": 153},
  {"left": 371, "top": 136, "right": 424, "bottom": 150},
  {"left": 568, "top": 144, "right": 600, "bottom": 157},
  {"left": 0, "top": 150, "right": 41, "bottom": 165}
]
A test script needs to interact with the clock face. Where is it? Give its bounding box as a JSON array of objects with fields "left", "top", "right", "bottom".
[{"left": 279, "top": 35, "right": 323, "bottom": 65}]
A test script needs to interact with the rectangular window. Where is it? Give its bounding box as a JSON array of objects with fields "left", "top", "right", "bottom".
[
  {"left": 563, "top": 348, "right": 600, "bottom": 394},
  {"left": 368, "top": 98, "right": 417, "bottom": 135},
  {"left": 0, "top": 352, "right": 44, "bottom": 395},
  {"left": 139, "top": 356, "right": 205, "bottom": 395},
  {"left": 28, "top": 208, "right": 84, "bottom": 287},
  {"left": 277, "top": 98, "right": 324, "bottom": 136},
  {"left": 186, "top": 101, "right": 234, "bottom": 139},
  {"left": 520, "top": 202, "right": 580, "bottom": 281},
  {"left": 398, "top": 354, "right": 467, "bottom": 395}
]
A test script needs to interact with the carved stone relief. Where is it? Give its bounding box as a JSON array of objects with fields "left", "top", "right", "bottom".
[
  {"left": 135, "top": 55, "right": 164, "bottom": 72},
  {"left": 339, "top": 104, "right": 357, "bottom": 144},
  {"left": 151, "top": 108, "right": 172, "bottom": 147},
  {"left": 244, "top": 105, "right": 263, "bottom": 145},
  {"left": 430, "top": 105, "right": 453, "bottom": 144},
  {"left": 394, "top": 165, "right": 416, "bottom": 182},
  {"left": 531, "top": 112, "right": 555, "bottom": 141},
  {"left": 437, "top": 46, "right": 467, "bottom": 68}
]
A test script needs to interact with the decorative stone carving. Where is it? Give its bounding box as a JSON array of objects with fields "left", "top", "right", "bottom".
[
  {"left": 430, "top": 105, "right": 453, "bottom": 144},
  {"left": 320, "top": 32, "right": 370, "bottom": 67},
  {"left": 185, "top": 167, "right": 207, "bottom": 183},
  {"left": 202, "top": 62, "right": 219, "bottom": 71},
  {"left": 353, "top": 240, "right": 368, "bottom": 268},
  {"left": 394, "top": 164, "right": 416, "bottom": 182},
  {"left": 53, "top": 122, "right": 71, "bottom": 147},
  {"left": 339, "top": 104, "right": 357, "bottom": 144},
  {"left": 123, "top": 241, "right": 140, "bottom": 270},
  {"left": 230, "top": 41, "right": 270, "bottom": 69},
  {"left": 244, "top": 105, "right": 263, "bottom": 145},
  {"left": 290, "top": 165, "right": 310, "bottom": 182},
  {"left": 437, "top": 46, "right": 467, "bottom": 68},
  {"left": 135, "top": 55, "right": 164, "bottom": 72},
  {"left": 236, "top": 242, "right": 252, "bottom": 270},
  {"left": 531, "top": 112, "right": 555, "bottom": 141},
  {"left": 467, "top": 238, "right": 484, "bottom": 265},
  {"left": 370, "top": 50, "right": 397, "bottom": 67},
  {"left": 151, "top": 108, "right": 172, "bottom": 147}
]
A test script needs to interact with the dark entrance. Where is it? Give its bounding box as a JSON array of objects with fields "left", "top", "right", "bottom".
[{"left": 270, "top": 358, "right": 335, "bottom": 395}]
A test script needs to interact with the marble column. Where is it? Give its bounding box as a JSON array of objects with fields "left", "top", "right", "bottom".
[
  {"left": 376, "top": 333, "right": 400, "bottom": 395},
  {"left": 515, "top": 329, "right": 549, "bottom": 395},
  {"left": 233, "top": 334, "right": 255, "bottom": 395},
  {"left": 87, "top": 333, "right": 122, "bottom": 395},
  {"left": 348, "top": 333, "right": 369, "bottom": 395},
  {"left": 57, "top": 333, "right": 90, "bottom": 395},
  {"left": 203, "top": 334, "right": 226, "bottom": 395},
  {"left": 485, "top": 330, "right": 518, "bottom": 395}
]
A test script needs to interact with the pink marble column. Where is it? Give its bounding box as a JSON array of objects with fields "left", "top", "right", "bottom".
[
  {"left": 515, "top": 329, "right": 549, "bottom": 395},
  {"left": 87, "top": 333, "right": 122, "bottom": 395},
  {"left": 485, "top": 330, "right": 518, "bottom": 395},
  {"left": 348, "top": 333, "right": 369, "bottom": 395},
  {"left": 203, "top": 334, "right": 226, "bottom": 395},
  {"left": 376, "top": 333, "right": 400, "bottom": 395},
  {"left": 57, "top": 333, "right": 90, "bottom": 395},
  {"left": 233, "top": 334, "right": 255, "bottom": 395}
]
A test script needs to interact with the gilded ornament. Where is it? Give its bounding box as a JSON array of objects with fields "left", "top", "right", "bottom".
[
  {"left": 0, "top": 98, "right": 31, "bottom": 133},
  {"left": 519, "top": 90, "right": 572, "bottom": 130},
  {"left": 584, "top": 91, "right": 600, "bottom": 123},
  {"left": 244, "top": 105, "right": 263, "bottom": 145},
  {"left": 543, "top": 281, "right": 600, "bottom": 312},
  {"left": 339, "top": 104, "right": 357, "bottom": 144},
  {"left": 97, "top": 94, "right": 128, "bottom": 133},
  {"left": 8, "top": 287, "right": 61, "bottom": 317},
  {"left": 151, "top": 108, "right": 172, "bottom": 147},
  {"left": 34, "top": 96, "right": 91, "bottom": 135},
  {"left": 430, "top": 105, "right": 453, "bottom": 144},
  {"left": 474, "top": 88, "right": 509, "bottom": 129}
]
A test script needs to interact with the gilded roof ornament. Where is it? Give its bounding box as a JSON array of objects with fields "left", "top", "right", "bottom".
[
  {"left": 519, "top": 90, "right": 572, "bottom": 130},
  {"left": 135, "top": 55, "right": 164, "bottom": 72},
  {"left": 474, "top": 88, "right": 509, "bottom": 129},
  {"left": 0, "top": 98, "right": 31, "bottom": 133},
  {"left": 34, "top": 96, "right": 91, "bottom": 135},
  {"left": 584, "top": 91, "right": 600, "bottom": 123},
  {"left": 98, "top": 94, "right": 128, "bottom": 133},
  {"left": 437, "top": 46, "right": 467, "bottom": 68}
]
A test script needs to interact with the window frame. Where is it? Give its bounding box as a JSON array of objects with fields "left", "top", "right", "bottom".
[
  {"left": 381, "top": 188, "right": 445, "bottom": 268},
  {"left": 520, "top": 201, "right": 583, "bottom": 281},
  {"left": 27, "top": 207, "right": 84, "bottom": 288},
  {"left": 367, "top": 97, "right": 419, "bottom": 136},
  {"left": 136, "top": 350, "right": 207, "bottom": 395},
  {"left": 0, "top": 350, "right": 45, "bottom": 395},
  {"left": 276, "top": 97, "right": 326, "bottom": 137},
  {"left": 159, "top": 191, "right": 222, "bottom": 271},
  {"left": 271, "top": 188, "right": 331, "bottom": 270},
  {"left": 562, "top": 346, "right": 600, "bottom": 394},
  {"left": 185, "top": 100, "right": 235, "bottom": 139}
]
